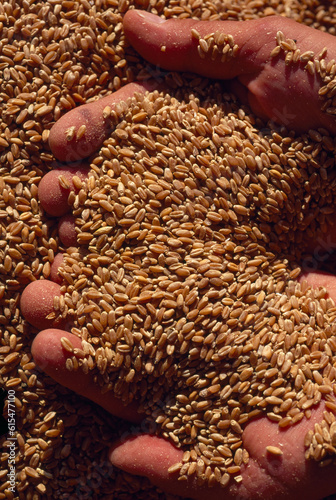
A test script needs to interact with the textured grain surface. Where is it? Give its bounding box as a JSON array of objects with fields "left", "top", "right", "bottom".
[
  {"left": 1, "top": 0, "right": 336, "bottom": 498},
  {"left": 56, "top": 86, "right": 336, "bottom": 487}
]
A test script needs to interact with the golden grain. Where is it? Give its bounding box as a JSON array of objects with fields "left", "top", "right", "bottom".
[
  {"left": 266, "top": 445, "right": 283, "bottom": 456},
  {"left": 2, "top": 0, "right": 336, "bottom": 497},
  {"left": 49, "top": 84, "right": 336, "bottom": 488}
]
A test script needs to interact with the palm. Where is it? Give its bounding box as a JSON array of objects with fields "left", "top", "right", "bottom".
[
  {"left": 21, "top": 11, "right": 336, "bottom": 500},
  {"left": 123, "top": 12, "right": 336, "bottom": 134}
]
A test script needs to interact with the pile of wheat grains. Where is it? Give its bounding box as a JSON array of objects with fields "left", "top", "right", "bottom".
[
  {"left": 56, "top": 84, "right": 336, "bottom": 487},
  {"left": 2, "top": 0, "right": 336, "bottom": 498}
]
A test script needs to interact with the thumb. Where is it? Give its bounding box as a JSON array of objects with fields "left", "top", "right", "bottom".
[
  {"left": 123, "top": 10, "right": 336, "bottom": 79},
  {"left": 123, "top": 10, "right": 336, "bottom": 133},
  {"left": 109, "top": 434, "right": 199, "bottom": 498},
  {"left": 123, "top": 10, "right": 262, "bottom": 79}
]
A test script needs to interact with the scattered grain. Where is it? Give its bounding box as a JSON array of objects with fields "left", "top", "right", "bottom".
[
  {"left": 3, "top": 0, "right": 336, "bottom": 497},
  {"left": 56, "top": 86, "right": 336, "bottom": 488},
  {"left": 266, "top": 446, "right": 283, "bottom": 456}
]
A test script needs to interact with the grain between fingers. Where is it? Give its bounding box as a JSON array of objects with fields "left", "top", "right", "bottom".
[
  {"left": 2, "top": 0, "right": 336, "bottom": 498},
  {"left": 57, "top": 86, "right": 336, "bottom": 487}
]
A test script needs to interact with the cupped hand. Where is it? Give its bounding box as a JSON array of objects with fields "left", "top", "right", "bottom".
[
  {"left": 123, "top": 10, "right": 336, "bottom": 134},
  {"left": 20, "top": 11, "right": 336, "bottom": 500},
  {"left": 49, "top": 10, "right": 336, "bottom": 165},
  {"left": 20, "top": 233, "right": 336, "bottom": 500}
]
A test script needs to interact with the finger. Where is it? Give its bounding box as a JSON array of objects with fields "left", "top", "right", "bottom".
[
  {"left": 124, "top": 10, "right": 336, "bottom": 77},
  {"left": 20, "top": 280, "right": 65, "bottom": 330},
  {"left": 299, "top": 270, "right": 336, "bottom": 300},
  {"left": 123, "top": 11, "right": 336, "bottom": 132},
  {"left": 58, "top": 214, "right": 77, "bottom": 247},
  {"left": 124, "top": 10, "right": 267, "bottom": 78},
  {"left": 38, "top": 167, "right": 87, "bottom": 217},
  {"left": 50, "top": 253, "right": 64, "bottom": 285},
  {"left": 22, "top": 277, "right": 143, "bottom": 421},
  {"left": 49, "top": 81, "right": 154, "bottom": 162},
  {"left": 109, "top": 435, "right": 187, "bottom": 495},
  {"left": 110, "top": 404, "right": 336, "bottom": 500},
  {"left": 31, "top": 329, "right": 141, "bottom": 423}
]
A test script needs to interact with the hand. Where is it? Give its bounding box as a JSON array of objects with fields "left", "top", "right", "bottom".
[
  {"left": 21, "top": 239, "right": 336, "bottom": 500},
  {"left": 123, "top": 10, "right": 336, "bottom": 135},
  {"left": 49, "top": 9, "right": 336, "bottom": 166},
  {"left": 21, "top": 11, "right": 336, "bottom": 500}
]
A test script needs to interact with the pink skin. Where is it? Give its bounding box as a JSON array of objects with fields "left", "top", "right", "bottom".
[
  {"left": 123, "top": 11, "right": 336, "bottom": 134},
  {"left": 38, "top": 166, "right": 88, "bottom": 217},
  {"left": 58, "top": 214, "right": 77, "bottom": 247},
  {"left": 30, "top": 329, "right": 141, "bottom": 423},
  {"left": 49, "top": 252, "right": 65, "bottom": 285},
  {"left": 109, "top": 406, "right": 336, "bottom": 500},
  {"left": 21, "top": 11, "right": 336, "bottom": 499},
  {"left": 48, "top": 81, "right": 155, "bottom": 162}
]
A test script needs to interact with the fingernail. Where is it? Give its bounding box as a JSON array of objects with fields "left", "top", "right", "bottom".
[{"left": 138, "top": 11, "right": 166, "bottom": 24}]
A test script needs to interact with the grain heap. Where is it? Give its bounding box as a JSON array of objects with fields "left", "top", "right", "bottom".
[
  {"left": 55, "top": 82, "right": 336, "bottom": 488},
  {"left": 1, "top": 0, "right": 336, "bottom": 498}
]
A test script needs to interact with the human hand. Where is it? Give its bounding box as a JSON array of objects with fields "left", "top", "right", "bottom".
[
  {"left": 21, "top": 11, "right": 336, "bottom": 500},
  {"left": 123, "top": 10, "right": 336, "bottom": 135},
  {"left": 20, "top": 217, "right": 336, "bottom": 500},
  {"left": 49, "top": 9, "right": 336, "bottom": 166}
]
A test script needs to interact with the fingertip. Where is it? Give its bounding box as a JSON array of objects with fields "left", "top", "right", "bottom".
[
  {"left": 21, "top": 280, "right": 63, "bottom": 330},
  {"left": 48, "top": 108, "right": 101, "bottom": 162},
  {"left": 50, "top": 253, "right": 64, "bottom": 284},
  {"left": 31, "top": 329, "right": 82, "bottom": 373},
  {"left": 49, "top": 82, "right": 153, "bottom": 162},
  {"left": 123, "top": 10, "right": 166, "bottom": 28},
  {"left": 58, "top": 214, "right": 77, "bottom": 247},
  {"left": 123, "top": 10, "right": 189, "bottom": 72},
  {"left": 109, "top": 434, "right": 183, "bottom": 481},
  {"left": 38, "top": 167, "right": 87, "bottom": 217},
  {"left": 38, "top": 170, "right": 70, "bottom": 217}
]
